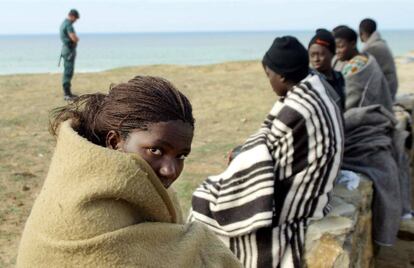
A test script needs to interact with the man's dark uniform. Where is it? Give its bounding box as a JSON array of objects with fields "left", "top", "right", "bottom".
[{"left": 59, "top": 11, "right": 78, "bottom": 97}]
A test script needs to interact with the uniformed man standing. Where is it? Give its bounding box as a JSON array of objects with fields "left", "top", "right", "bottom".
[{"left": 60, "top": 9, "right": 80, "bottom": 101}]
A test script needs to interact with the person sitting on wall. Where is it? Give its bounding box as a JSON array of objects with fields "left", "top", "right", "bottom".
[
  {"left": 308, "top": 28, "right": 346, "bottom": 112},
  {"left": 331, "top": 25, "right": 348, "bottom": 72},
  {"left": 334, "top": 26, "right": 393, "bottom": 112},
  {"left": 359, "top": 18, "right": 398, "bottom": 100},
  {"left": 189, "top": 36, "right": 344, "bottom": 268}
]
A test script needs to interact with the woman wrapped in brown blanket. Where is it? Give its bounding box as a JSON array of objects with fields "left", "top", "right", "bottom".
[{"left": 17, "top": 76, "right": 242, "bottom": 268}]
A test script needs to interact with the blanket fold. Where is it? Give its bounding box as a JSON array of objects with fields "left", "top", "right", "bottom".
[
  {"left": 344, "top": 54, "right": 393, "bottom": 112},
  {"left": 342, "top": 105, "right": 402, "bottom": 245},
  {"left": 17, "top": 120, "right": 242, "bottom": 268},
  {"left": 362, "top": 31, "right": 398, "bottom": 99}
]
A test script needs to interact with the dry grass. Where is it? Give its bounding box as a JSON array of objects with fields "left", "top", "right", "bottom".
[
  {"left": 0, "top": 60, "right": 275, "bottom": 266},
  {"left": 1, "top": 60, "right": 413, "bottom": 267}
]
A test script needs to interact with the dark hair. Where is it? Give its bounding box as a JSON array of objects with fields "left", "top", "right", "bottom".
[
  {"left": 332, "top": 25, "right": 347, "bottom": 35},
  {"left": 359, "top": 18, "right": 377, "bottom": 35},
  {"left": 69, "top": 9, "right": 79, "bottom": 18},
  {"left": 50, "top": 76, "right": 195, "bottom": 146},
  {"left": 333, "top": 26, "right": 357, "bottom": 43}
]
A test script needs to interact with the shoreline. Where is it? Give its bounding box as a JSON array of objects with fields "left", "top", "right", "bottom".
[
  {"left": 1, "top": 55, "right": 414, "bottom": 77},
  {"left": 3, "top": 28, "right": 414, "bottom": 36},
  {"left": 0, "top": 59, "right": 261, "bottom": 77}
]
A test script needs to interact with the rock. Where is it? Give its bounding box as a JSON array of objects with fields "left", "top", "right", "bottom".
[
  {"left": 395, "top": 93, "right": 414, "bottom": 110},
  {"left": 333, "top": 177, "right": 372, "bottom": 213},
  {"left": 305, "top": 175, "right": 375, "bottom": 268},
  {"left": 306, "top": 216, "right": 353, "bottom": 245},
  {"left": 333, "top": 184, "right": 361, "bottom": 206},
  {"left": 398, "top": 218, "right": 414, "bottom": 241},
  {"left": 22, "top": 185, "right": 30, "bottom": 191},
  {"left": 350, "top": 212, "right": 374, "bottom": 268},
  {"left": 328, "top": 196, "right": 356, "bottom": 218},
  {"left": 305, "top": 234, "right": 343, "bottom": 268},
  {"left": 333, "top": 252, "right": 350, "bottom": 268}
]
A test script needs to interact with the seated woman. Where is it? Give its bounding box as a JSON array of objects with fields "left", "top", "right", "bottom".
[
  {"left": 331, "top": 25, "right": 348, "bottom": 72},
  {"left": 334, "top": 26, "right": 393, "bottom": 112},
  {"left": 189, "top": 36, "right": 344, "bottom": 267},
  {"left": 308, "top": 28, "right": 346, "bottom": 112},
  {"left": 17, "top": 76, "right": 242, "bottom": 268}
]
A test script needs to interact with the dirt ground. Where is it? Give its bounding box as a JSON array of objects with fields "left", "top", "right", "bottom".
[
  {"left": 376, "top": 238, "right": 414, "bottom": 268},
  {"left": 1, "top": 60, "right": 414, "bottom": 267}
]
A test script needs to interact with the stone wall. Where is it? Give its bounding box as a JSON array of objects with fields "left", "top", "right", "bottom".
[
  {"left": 304, "top": 176, "right": 374, "bottom": 268},
  {"left": 304, "top": 94, "right": 414, "bottom": 268}
]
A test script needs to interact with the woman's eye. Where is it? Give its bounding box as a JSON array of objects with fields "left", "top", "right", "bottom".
[
  {"left": 148, "top": 148, "right": 162, "bottom": 156},
  {"left": 177, "top": 154, "right": 188, "bottom": 160}
]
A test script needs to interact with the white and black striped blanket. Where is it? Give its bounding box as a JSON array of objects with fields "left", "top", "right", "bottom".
[{"left": 189, "top": 74, "right": 344, "bottom": 268}]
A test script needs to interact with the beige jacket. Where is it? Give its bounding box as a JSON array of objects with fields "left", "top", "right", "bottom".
[{"left": 17, "top": 120, "right": 242, "bottom": 268}]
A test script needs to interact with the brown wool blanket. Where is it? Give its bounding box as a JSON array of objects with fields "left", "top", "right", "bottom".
[{"left": 17, "top": 120, "right": 242, "bottom": 268}]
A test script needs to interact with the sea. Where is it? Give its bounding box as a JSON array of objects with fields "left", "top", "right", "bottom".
[{"left": 0, "top": 30, "right": 413, "bottom": 75}]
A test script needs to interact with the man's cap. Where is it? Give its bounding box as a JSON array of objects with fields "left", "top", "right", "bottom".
[
  {"left": 308, "top": 29, "right": 336, "bottom": 55},
  {"left": 262, "top": 36, "right": 309, "bottom": 78},
  {"left": 69, "top": 9, "right": 80, "bottom": 18}
]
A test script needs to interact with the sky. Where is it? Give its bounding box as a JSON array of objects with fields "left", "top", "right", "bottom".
[{"left": 1, "top": 0, "right": 414, "bottom": 35}]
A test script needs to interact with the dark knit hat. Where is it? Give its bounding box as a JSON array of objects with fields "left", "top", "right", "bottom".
[
  {"left": 69, "top": 9, "right": 80, "bottom": 18},
  {"left": 262, "top": 36, "right": 309, "bottom": 82},
  {"left": 308, "top": 29, "right": 336, "bottom": 55}
]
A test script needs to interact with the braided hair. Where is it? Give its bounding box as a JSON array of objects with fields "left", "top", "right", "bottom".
[{"left": 50, "top": 76, "right": 194, "bottom": 146}]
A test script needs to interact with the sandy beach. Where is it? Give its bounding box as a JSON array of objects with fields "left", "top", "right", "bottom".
[{"left": 1, "top": 59, "right": 414, "bottom": 266}]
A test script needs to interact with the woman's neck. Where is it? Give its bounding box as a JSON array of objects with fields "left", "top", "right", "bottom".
[
  {"left": 348, "top": 49, "right": 359, "bottom": 60},
  {"left": 286, "top": 81, "right": 296, "bottom": 92},
  {"left": 320, "top": 69, "right": 334, "bottom": 80}
]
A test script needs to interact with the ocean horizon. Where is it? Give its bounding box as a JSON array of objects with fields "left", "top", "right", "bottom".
[{"left": 1, "top": 30, "right": 413, "bottom": 75}]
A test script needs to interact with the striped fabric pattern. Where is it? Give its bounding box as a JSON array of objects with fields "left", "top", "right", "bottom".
[{"left": 189, "top": 74, "right": 344, "bottom": 268}]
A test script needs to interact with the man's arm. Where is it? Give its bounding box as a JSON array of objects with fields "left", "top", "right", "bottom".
[{"left": 69, "top": 32, "right": 79, "bottom": 44}]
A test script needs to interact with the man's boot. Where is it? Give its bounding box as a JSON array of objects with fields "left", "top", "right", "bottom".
[{"left": 63, "top": 83, "right": 77, "bottom": 101}]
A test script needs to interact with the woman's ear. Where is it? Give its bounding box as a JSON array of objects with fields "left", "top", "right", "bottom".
[
  {"left": 106, "top": 130, "right": 123, "bottom": 150},
  {"left": 263, "top": 64, "right": 270, "bottom": 77},
  {"left": 280, "top": 75, "right": 286, "bottom": 83},
  {"left": 351, "top": 40, "right": 357, "bottom": 49}
]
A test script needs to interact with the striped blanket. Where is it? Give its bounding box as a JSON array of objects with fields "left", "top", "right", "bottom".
[{"left": 189, "top": 74, "right": 344, "bottom": 268}]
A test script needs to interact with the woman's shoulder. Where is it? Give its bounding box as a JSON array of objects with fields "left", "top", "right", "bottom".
[{"left": 342, "top": 54, "right": 369, "bottom": 77}]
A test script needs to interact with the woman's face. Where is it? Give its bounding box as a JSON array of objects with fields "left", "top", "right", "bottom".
[
  {"left": 335, "top": 38, "right": 355, "bottom": 61},
  {"left": 264, "top": 65, "right": 288, "bottom": 97},
  {"left": 108, "top": 120, "right": 193, "bottom": 188},
  {"left": 309, "top": 43, "right": 333, "bottom": 73}
]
